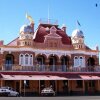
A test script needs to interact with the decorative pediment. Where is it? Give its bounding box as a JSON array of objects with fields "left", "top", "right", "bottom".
[
  {"left": 50, "top": 26, "right": 57, "bottom": 34},
  {"left": 45, "top": 26, "right": 62, "bottom": 38}
]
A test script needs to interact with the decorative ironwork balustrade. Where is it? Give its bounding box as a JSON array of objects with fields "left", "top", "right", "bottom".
[{"left": 0, "top": 64, "right": 100, "bottom": 72}]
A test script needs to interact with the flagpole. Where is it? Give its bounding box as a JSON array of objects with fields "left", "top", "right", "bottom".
[
  {"left": 48, "top": 4, "right": 50, "bottom": 24},
  {"left": 76, "top": 20, "right": 81, "bottom": 29},
  {"left": 76, "top": 20, "right": 78, "bottom": 29}
]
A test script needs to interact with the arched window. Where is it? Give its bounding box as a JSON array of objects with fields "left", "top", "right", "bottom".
[
  {"left": 29, "top": 54, "right": 33, "bottom": 66},
  {"left": 79, "top": 57, "right": 83, "bottom": 66},
  {"left": 19, "top": 54, "right": 24, "bottom": 66},
  {"left": 19, "top": 53, "right": 33, "bottom": 66},
  {"left": 25, "top": 54, "right": 29, "bottom": 65},
  {"left": 79, "top": 56, "right": 85, "bottom": 67},
  {"left": 74, "top": 56, "right": 79, "bottom": 67}
]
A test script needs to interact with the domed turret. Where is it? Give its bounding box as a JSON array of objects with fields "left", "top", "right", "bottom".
[
  {"left": 72, "top": 29, "right": 84, "bottom": 38},
  {"left": 18, "top": 14, "right": 34, "bottom": 46},
  {"left": 20, "top": 24, "right": 34, "bottom": 34},
  {"left": 71, "top": 29, "right": 85, "bottom": 49},
  {"left": 18, "top": 24, "right": 34, "bottom": 46}
]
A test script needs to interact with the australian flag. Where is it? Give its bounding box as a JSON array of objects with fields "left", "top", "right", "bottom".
[{"left": 77, "top": 20, "right": 81, "bottom": 26}]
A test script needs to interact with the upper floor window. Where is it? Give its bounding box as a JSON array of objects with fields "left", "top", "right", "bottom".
[
  {"left": 25, "top": 54, "right": 29, "bottom": 65},
  {"left": 19, "top": 54, "right": 24, "bottom": 65},
  {"left": 19, "top": 53, "right": 33, "bottom": 66},
  {"left": 30, "top": 55, "right": 33, "bottom": 66},
  {"left": 74, "top": 56, "right": 79, "bottom": 67}
]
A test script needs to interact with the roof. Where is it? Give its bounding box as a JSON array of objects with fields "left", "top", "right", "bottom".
[
  {"left": 85, "top": 45, "right": 91, "bottom": 50},
  {"left": 7, "top": 37, "right": 19, "bottom": 46},
  {"left": 34, "top": 24, "right": 72, "bottom": 45},
  {"left": 72, "top": 29, "right": 84, "bottom": 38}
]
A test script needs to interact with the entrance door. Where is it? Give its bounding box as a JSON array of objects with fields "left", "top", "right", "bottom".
[{"left": 63, "top": 80, "right": 68, "bottom": 95}]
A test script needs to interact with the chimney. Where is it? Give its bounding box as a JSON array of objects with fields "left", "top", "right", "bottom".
[
  {"left": 96, "top": 45, "right": 99, "bottom": 51},
  {"left": 0, "top": 40, "right": 4, "bottom": 45}
]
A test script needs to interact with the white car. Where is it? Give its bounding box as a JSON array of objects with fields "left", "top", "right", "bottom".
[
  {"left": 0, "top": 86, "right": 19, "bottom": 96},
  {"left": 41, "top": 87, "right": 55, "bottom": 96}
]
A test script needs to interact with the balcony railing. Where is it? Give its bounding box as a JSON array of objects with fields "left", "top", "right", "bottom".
[{"left": 0, "top": 64, "right": 100, "bottom": 72}]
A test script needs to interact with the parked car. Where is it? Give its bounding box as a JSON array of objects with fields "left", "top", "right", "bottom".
[
  {"left": 41, "top": 87, "right": 55, "bottom": 96},
  {"left": 0, "top": 86, "right": 19, "bottom": 96}
]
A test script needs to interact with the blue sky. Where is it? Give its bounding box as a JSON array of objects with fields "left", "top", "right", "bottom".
[{"left": 0, "top": 0, "right": 100, "bottom": 51}]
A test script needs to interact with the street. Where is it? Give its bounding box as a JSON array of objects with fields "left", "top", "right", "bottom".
[{"left": 0, "top": 96, "right": 100, "bottom": 100}]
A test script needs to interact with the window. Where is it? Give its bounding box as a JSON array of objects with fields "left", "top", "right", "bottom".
[
  {"left": 19, "top": 54, "right": 33, "bottom": 66},
  {"left": 30, "top": 55, "right": 33, "bottom": 66},
  {"left": 76, "top": 80, "right": 83, "bottom": 88},
  {"left": 74, "top": 57, "right": 79, "bottom": 67},
  {"left": 79, "top": 57, "right": 83, "bottom": 66},
  {"left": 79, "top": 56, "right": 85, "bottom": 67},
  {"left": 25, "top": 42, "right": 27, "bottom": 45},
  {"left": 54, "top": 43, "right": 57, "bottom": 47},
  {"left": 19, "top": 54, "right": 24, "bottom": 66},
  {"left": 25, "top": 54, "right": 29, "bottom": 65},
  {"left": 50, "top": 42, "right": 53, "bottom": 47}
]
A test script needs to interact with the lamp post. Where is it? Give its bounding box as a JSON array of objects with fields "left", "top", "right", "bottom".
[{"left": 24, "top": 80, "right": 26, "bottom": 96}]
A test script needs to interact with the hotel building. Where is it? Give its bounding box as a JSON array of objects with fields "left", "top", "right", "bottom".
[{"left": 0, "top": 17, "right": 100, "bottom": 96}]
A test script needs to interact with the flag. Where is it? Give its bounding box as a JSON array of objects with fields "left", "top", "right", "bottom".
[
  {"left": 95, "top": 3, "right": 98, "bottom": 7},
  {"left": 26, "top": 13, "right": 34, "bottom": 23},
  {"left": 77, "top": 20, "right": 81, "bottom": 26}
]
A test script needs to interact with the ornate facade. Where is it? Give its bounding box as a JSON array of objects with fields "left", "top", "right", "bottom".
[{"left": 0, "top": 17, "right": 100, "bottom": 96}]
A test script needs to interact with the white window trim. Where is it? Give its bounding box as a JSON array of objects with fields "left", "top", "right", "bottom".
[
  {"left": 79, "top": 56, "right": 85, "bottom": 67},
  {"left": 74, "top": 56, "right": 79, "bottom": 67},
  {"left": 19, "top": 54, "right": 25, "bottom": 66},
  {"left": 25, "top": 53, "right": 30, "bottom": 66},
  {"left": 29, "top": 54, "right": 33, "bottom": 66}
]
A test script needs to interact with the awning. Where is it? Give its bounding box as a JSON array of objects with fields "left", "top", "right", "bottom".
[
  {"left": 1, "top": 74, "right": 68, "bottom": 80},
  {"left": 1, "top": 74, "right": 100, "bottom": 80},
  {"left": 80, "top": 75, "right": 100, "bottom": 80}
]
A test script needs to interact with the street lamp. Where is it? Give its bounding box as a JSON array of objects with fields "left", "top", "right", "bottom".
[{"left": 24, "top": 80, "right": 26, "bottom": 96}]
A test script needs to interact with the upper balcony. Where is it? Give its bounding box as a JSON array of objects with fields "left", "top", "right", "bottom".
[{"left": 0, "top": 64, "right": 100, "bottom": 72}]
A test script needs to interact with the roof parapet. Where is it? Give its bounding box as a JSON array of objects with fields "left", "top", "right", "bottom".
[{"left": 39, "top": 18, "right": 58, "bottom": 25}]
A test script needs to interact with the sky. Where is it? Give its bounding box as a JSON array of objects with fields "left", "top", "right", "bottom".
[{"left": 0, "top": 0, "right": 100, "bottom": 57}]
